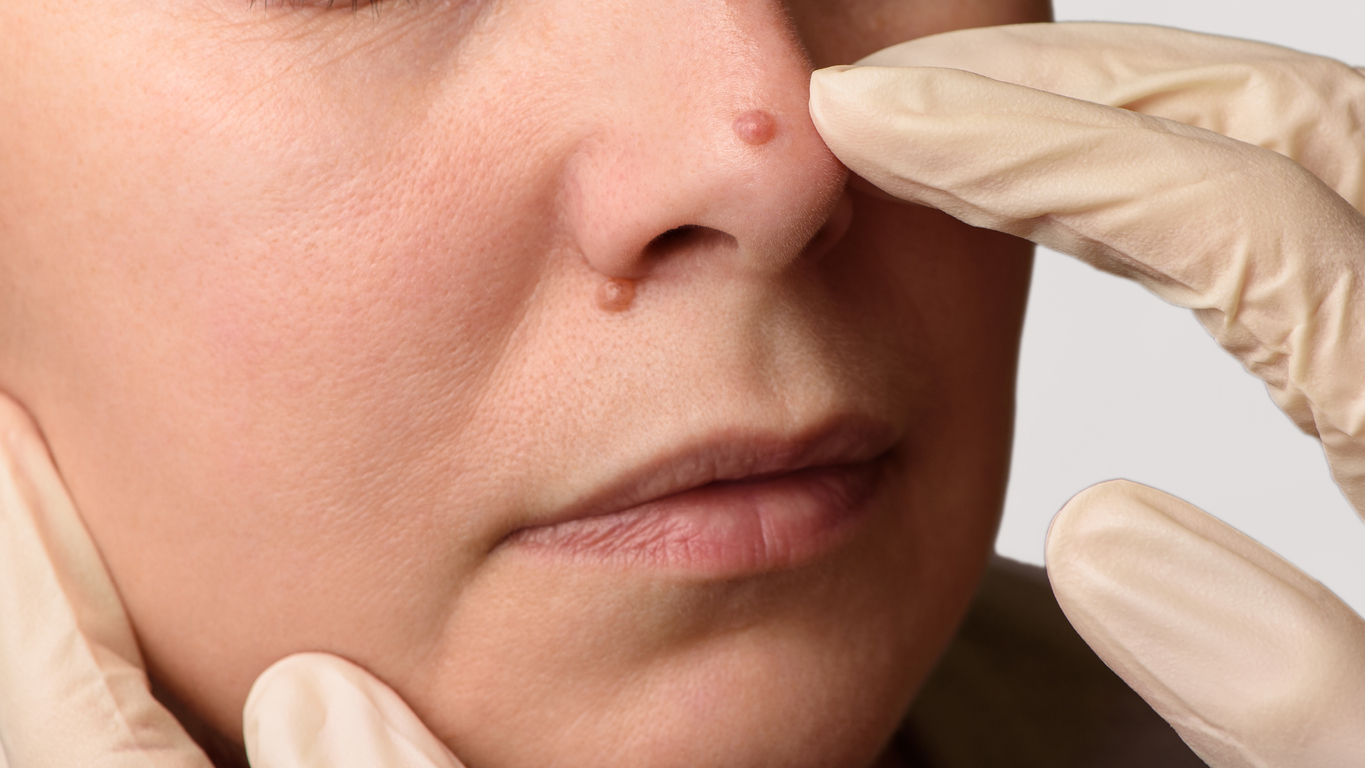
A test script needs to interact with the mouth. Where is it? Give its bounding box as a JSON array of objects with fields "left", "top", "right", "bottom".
[{"left": 502, "top": 418, "right": 898, "bottom": 577}]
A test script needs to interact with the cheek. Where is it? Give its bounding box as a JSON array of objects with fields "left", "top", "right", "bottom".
[
  {"left": 29, "top": 58, "right": 549, "bottom": 525},
  {"left": 817, "top": 195, "right": 1033, "bottom": 419},
  {"left": 4, "top": 8, "right": 589, "bottom": 735},
  {"left": 21, "top": 6, "right": 579, "bottom": 495}
]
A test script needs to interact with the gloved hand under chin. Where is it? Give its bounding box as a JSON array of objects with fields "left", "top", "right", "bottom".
[
  {"left": 0, "top": 394, "right": 462, "bottom": 768},
  {"left": 809, "top": 22, "right": 1365, "bottom": 767}
]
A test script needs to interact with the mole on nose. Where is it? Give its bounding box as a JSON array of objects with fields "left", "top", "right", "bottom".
[
  {"left": 596, "top": 278, "right": 636, "bottom": 312},
  {"left": 733, "top": 110, "right": 777, "bottom": 145}
]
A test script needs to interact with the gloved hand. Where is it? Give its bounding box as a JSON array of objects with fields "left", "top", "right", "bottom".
[
  {"left": 0, "top": 394, "right": 462, "bottom": 768},
  {"left": 810, "top": 22, "right": 1365, "bottom": 767}
]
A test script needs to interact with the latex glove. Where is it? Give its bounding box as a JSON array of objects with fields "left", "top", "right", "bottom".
[
  {"left": 810, "top": 22, "right": 1365, "bottom": 767},
  {"left": 0, "top": 394, "right": 462, "bottom": 768}
]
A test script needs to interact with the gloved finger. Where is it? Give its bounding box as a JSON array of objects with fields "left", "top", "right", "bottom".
[
  {"left": 0, "top": 395, "right": 211, "bottom": 767},
  {"left": 809, "top": 64, "right": 1365, "bottom": 516},
  {"left": 853, "top": 23, "right": 1365, "bottom": 210},
  {"left": 1046, "top": 479, "right": 1365, "bottom": 767},
  {"left": 244, "top": 653, "right": 464, "bottom": 768}
]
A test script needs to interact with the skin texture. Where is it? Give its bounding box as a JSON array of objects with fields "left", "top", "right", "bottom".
[{"left": 0, "top": 0, "right": 1048, "bottom": 766}]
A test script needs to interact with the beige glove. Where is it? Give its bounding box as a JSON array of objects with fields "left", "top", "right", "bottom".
[
  {"left": 810, "top": 22, "right": 1365, "bottom": 767},
  {"left": 0, "top": 394, "right": 461, "bottom": 768}
]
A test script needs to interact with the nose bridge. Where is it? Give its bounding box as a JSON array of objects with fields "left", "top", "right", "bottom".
[{"left": 563, "top": 0, "right": 849, "bottom": 280}]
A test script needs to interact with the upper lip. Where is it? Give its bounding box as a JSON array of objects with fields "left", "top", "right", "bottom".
[{"left": 512, "top": 415, "right": 900, "bottom": 534}]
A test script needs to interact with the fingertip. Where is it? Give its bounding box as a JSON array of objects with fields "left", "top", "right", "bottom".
[
  {"left": 807, "top": 66, "right": 854, "bottom": 127},
  {"left": 245, "top": 653, "right": 463, "bottom": 768},
  {"left": 808, "top": 65, "right": 884, "bottom": 116},
  {"left": 1044, "top": 479, "right": 1365, "bottom": 766},
  {"left": 1044, "top": 478, "right": 1145, "bottom": 571}
]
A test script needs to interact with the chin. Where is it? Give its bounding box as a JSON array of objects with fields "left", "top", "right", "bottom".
[{"left": 393, "top": 479, "right": 989, "bottom": 768}]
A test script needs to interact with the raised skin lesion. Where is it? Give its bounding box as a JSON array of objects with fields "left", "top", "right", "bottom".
[
  {"left": 596, "top": 278, "right": 637, "bottom": 312},
  {"left": 733, "top": 109, "right": 778, "bottom": 145}
]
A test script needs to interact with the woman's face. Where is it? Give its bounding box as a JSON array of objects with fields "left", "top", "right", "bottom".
[{"left": 0, "top": 1, "right": 1046, "bottom": 765}]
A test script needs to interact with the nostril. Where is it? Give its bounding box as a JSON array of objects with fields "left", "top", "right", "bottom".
[
  {"left": 644, "top": 225, "right": 737, "bottom": 260},
  {"left": 647, "top": 225, "right": 702, "bottom": 254}
]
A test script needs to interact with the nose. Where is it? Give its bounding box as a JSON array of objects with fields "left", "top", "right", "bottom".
[{"left": 560, "top": 0, "right": 851, "bottom": 282}]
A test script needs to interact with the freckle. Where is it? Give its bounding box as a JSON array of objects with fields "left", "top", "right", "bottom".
[
  {"left": 733, "top": 110, "right": 777, "bottom": 145},
  {"left": 596, "top": 278, "right": 636, "bottom": 312}
]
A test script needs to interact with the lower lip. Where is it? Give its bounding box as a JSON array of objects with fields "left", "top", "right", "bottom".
[{"left": 505, "top": 460, "right": 887, "bottom": 577}]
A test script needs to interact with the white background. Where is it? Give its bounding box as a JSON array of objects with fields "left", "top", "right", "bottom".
[{"left": 995, "top": 0, "right": 1365, "bottom": 615}]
